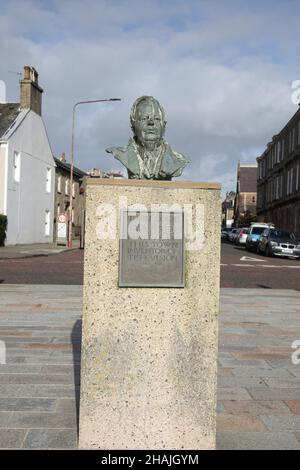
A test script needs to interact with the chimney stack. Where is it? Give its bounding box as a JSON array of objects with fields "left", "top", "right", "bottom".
[
  {"left": 20, "top": 65, "right": 43, "bottom": 115},
  {"left": 60, "top": 152, "right": 66, "bottom": 162}
]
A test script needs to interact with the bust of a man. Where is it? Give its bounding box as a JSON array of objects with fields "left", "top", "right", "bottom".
[{"left": 106, "top": 96, "right": 189, "bottom": 180}]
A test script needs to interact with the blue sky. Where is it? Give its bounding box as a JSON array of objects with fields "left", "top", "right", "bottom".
[{"left": 0, "top": 0, "right": 299, "bottom": 192}]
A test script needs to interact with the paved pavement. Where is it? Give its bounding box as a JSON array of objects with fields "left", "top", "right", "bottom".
[
  {"left": 0, "top": 284, "right": 299, "bottom": 449},
  {"left": 0, "top": 240, "right": 81, "bottom": 259}
]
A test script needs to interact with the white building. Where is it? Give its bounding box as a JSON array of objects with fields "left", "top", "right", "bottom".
[{"left": 0, "top": 66, "right": 55, "bottom": 245}]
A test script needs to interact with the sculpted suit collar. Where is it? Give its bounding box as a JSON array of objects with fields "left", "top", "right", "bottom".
[{"left": 106, "top": 138, "right": 189, "bottom": 180}]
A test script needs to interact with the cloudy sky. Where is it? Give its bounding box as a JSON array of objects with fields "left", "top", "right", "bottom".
[{"left": 0, "top": 0, "right": 299, "bottom": 194}]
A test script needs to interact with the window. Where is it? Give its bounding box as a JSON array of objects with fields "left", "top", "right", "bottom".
[
  {"left": 13, "top": 151, "right": 21, "bottom": 182},
  {"left": 57, "top": 204, "right": 60, "bottom": 217},
  {"left": 275, "top": 177, "right": 279, "bottom": 200},
  {"left": 45, "top": 210, "right": 50, "bottom": 236},
  {"left": 270, "top": 229, "right": 295, "bottom": 241},
  {"left": 65, "top": 178, "right": 69, "bottom": 195},
  {"left": 57, "top": 176, "right": 62, "bottom": 193},
  {"left": 46, "top": 167, "right": 51, "bottom": 193},
  {"left": 281, "top": 139, "right": 285, "bottom": 160},
  {"left": 292, "top": 128, "right": 295, "bottom": 152},
  {"left": 287, "top": 168, "right": 294, "bottom": 195},
  {"left": 296, "top": 164, "right": 299, "bottom": 191},
  {"left": 289, "top": 129, "right": 295, "bottom": 154},
  {"left": 72, "top": 182, "right": 75, "bottom": 198},
  {"left": 252, "top": 227, "right": 266, "bottom": 235},
  {"left": 275, "top": 141, "right": 281, "bottom": 164}
]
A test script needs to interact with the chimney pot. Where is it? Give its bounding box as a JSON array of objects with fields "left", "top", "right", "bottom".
[
  {"left": 60, "top": 152, "right": 66, "bottom": 162},
  {"left": 24, "top": 65, "right": 31, "bottom": 80}
]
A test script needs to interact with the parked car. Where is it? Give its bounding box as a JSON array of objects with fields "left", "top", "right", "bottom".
[
  {"left": 257, "top": 228, "right": 300, "bottom": 258},
  {"left": 221, "top": 227, "right": 231, "bottom": 239},
  {"left": 228, "top": 228, "right": 238, "bottom": 243},
  {"left": 245, "top": 223, "right": 271, "bottom": 252},
  {"left": 236, "top": 227, "right": 250, "bottom": 245}
]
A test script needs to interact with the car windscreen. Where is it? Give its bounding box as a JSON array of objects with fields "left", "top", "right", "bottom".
[
  {"left": 251, "top": 227, "right": 266, "bottom": 235},
  {"left": 270, "top": 230, "right": 295, "bottom": 240}
]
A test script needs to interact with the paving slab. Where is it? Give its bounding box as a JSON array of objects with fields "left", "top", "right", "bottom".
[
  {"left": 23, "top": 429, "right": 78, "bottom": 449},
  {"left": 285, "top": 401, "right": 300, "bottom": 414},
  {"left": 230, "top": 367, "right": 294, "bottom": 378},
  {"left": 261, "top": 415, "right": 300, "bottom": 432},
  {"left": 217, "top": 432, "right": 300, "bottom": 450},
  {"left": 0, "top": 429, "right": 27, "bottom": 449},
  {"left": 221, "top": 400, "right": 291, "bottom": 416}
]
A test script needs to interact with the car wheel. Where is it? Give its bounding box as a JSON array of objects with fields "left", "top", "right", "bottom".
[{"left": 266, "top": 244, "right": 273, "bottom": 257}]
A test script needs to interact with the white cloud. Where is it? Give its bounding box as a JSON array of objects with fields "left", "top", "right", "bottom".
[{"left": 0, "top": 0, "right": 299, "bottom": 195}]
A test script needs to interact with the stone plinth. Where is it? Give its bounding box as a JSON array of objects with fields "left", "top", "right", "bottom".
[{"left": 79, "top": 179, "right": 221, "bottom": 449}]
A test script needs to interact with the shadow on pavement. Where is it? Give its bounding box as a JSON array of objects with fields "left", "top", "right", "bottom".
[{"left": 71, "top": 319, "right": 82, "bottom": 435}]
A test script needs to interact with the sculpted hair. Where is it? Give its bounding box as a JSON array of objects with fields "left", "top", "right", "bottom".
[{"left": 130, "top": 96, "right": 167, "bottom": 130}]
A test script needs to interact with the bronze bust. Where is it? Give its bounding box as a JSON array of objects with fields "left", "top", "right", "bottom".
[{"left": 106, "top": 96, "right": 189, "bottom": 180}]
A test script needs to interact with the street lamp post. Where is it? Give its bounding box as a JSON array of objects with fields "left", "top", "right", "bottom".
[{"left": 68, "top": 98, "right": 121, "bottom": 248}]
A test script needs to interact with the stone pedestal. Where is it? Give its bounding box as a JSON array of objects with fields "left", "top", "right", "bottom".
[{"left": 79, "top": 179, "right": 221, "bottom": 449}]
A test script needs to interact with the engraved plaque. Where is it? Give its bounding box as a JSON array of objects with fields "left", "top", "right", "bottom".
[{"left": 119, "top": 210, "right": 184, "bottom": 287}]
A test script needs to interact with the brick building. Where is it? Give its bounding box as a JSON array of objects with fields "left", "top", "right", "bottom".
[
  {"left": 233, "top": 163, "right": 257, "bottom": 226},
  {"left": 54, "top": 153, "right": 87, "bottom": 240},
  {"left": 257, "top": 106, "right": 300, "bottom": 235}
]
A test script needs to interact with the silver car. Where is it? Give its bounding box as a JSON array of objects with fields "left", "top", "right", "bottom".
[{"left": 258, "top": 228, "right": 300, "bottom": 258}]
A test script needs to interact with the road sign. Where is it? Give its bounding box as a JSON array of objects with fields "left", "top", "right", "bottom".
[
  {"left": 57, "top": 213, "right": 67, "bottom": 246},
  {"left": 58, "top": 214, "right": 67, "bottom": 223}
]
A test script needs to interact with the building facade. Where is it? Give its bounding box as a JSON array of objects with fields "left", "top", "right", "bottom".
[
  {"left": 0, "top": 66, "right": 55, "bottom": 245},
  {"left": 54, "top": 154, "right": 87, "bottom": 240},
  {"left": 222, "top": 191, "right": 235, "bottom": 228},
  {"left": 233, "top": 163, "right": 257, "bottom": 226},
  {"left": 257, "top": 106, "right": 300, "bottom": 235}
]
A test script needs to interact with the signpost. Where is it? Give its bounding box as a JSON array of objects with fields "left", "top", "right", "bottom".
[{"left": 57, "top": 213, "right": 68, "bottom": 246}]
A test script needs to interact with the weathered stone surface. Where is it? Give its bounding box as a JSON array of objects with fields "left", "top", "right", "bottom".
[{"left": 79, "top": 179, "right": 221, "bottom": 449}]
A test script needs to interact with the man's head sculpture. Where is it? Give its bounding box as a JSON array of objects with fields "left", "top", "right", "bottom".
[
  {"left": 130, "top": 96, "right": 166, "bottom": 149},
  {"left": 106, "top": 95, "right": 189, "bottom": 180}
]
